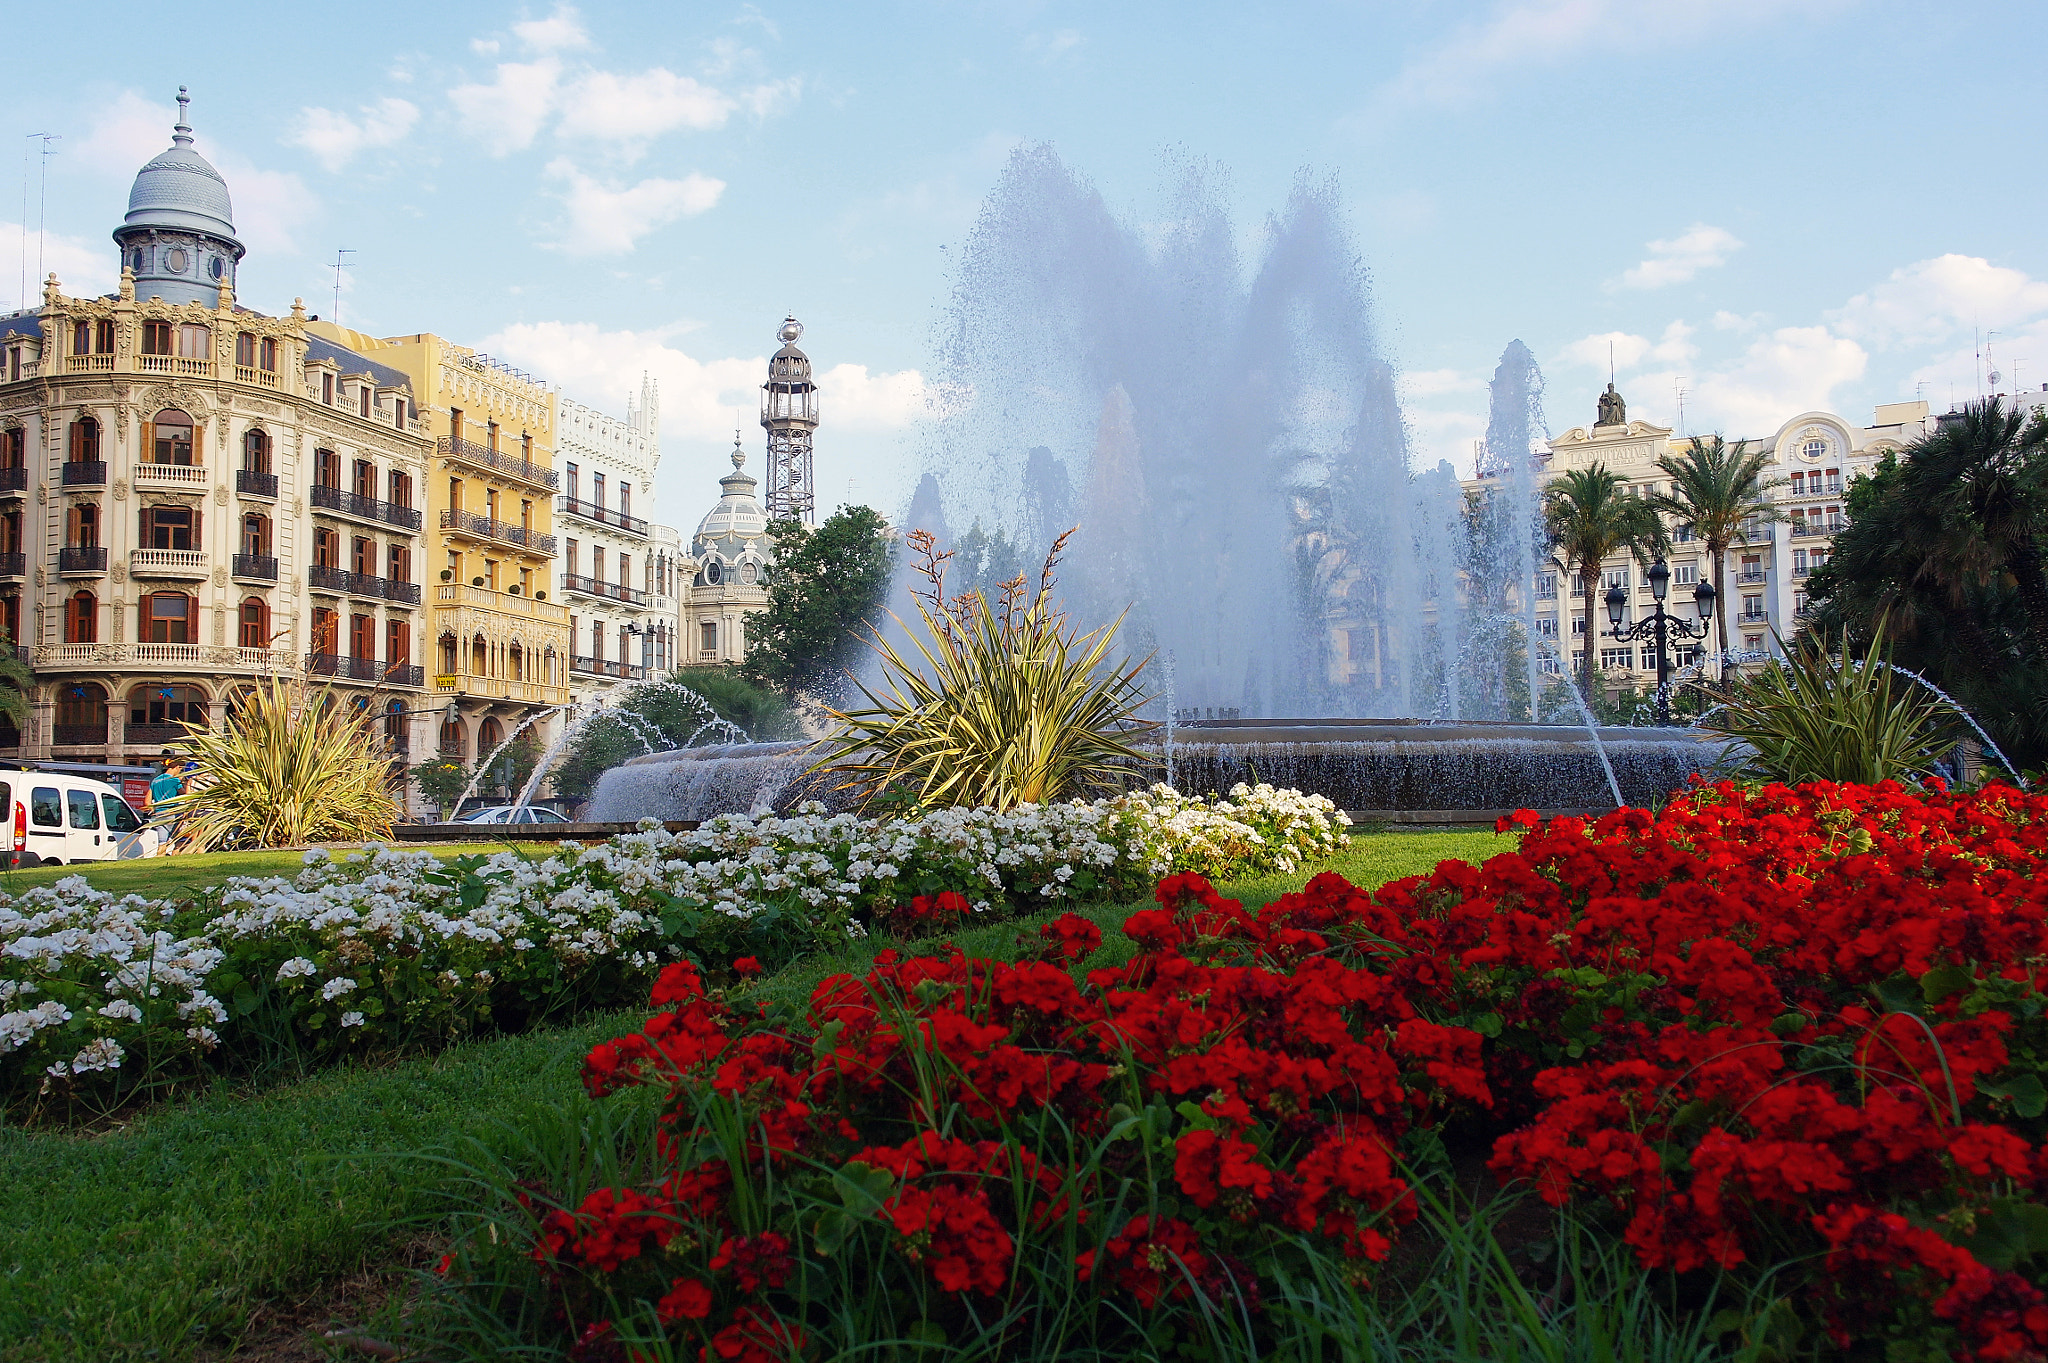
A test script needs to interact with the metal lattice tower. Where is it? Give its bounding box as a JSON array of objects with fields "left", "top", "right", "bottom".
[{"left": 760, "top": 315, "right": 819, "bottom": 523}]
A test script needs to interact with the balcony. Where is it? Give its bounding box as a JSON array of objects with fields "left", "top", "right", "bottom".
[
  {"left": 231, "top": 553, "right": 278, "bottom": 581},
  {"left": 558, "top": 496, "right": 649, "bottom": 536},
  {"left": 432, "top": 581, "right": 570, "bottom": 624},
  {"left": 65, "top": 354, "right": 114, "bottom": 374},
  {"left": 61, "top": 460, "right": 106, "bottom": 487},
  {"left": 562, "top": 573, "right": 650, "bottom": 607},
  {"left": 131, "top": 549, "right": 206, "bottom": 578},
  {"left": 233, "top": 365, "right": 281, "bottom": 389},
  {"left": 0, "top": 553, "right": 23, "bottom": 578},
  {"left": 306, "top": 654, "right": 426, "bottom": 686},
  {"left": 571, "top": 655, "right": 645, "bottom": 679},
  {"left": 1735, "top": 571, "right": 1768, "bottom": 584},
  {"left": 133, "top": 461, "right": 208, "bottom": 490},
  {"left": 236, "top": 468, "right": 279, "bottom": 499},
  {"left": 311, "top": 483, "right": 423, "bottom": 532},
  {"left": 438, "top": 435, "right": 558, "bottom": 490},
  {"left": 32, "top": 642, "right": 296, "bottom": 672},
  {"left": 0, "top": 467, "right": 25, "bottom": 494},
  {"left": 58, "top": 546, "right": 108, "bottom": 574},
  {"left": 1737, "top": 611, "right": 1770, "bottom": 625},
  {"left": 1790, "top": 523, "right": 1842, "bottom": 539},
  {"left": 51, "top": 723, "right": 107, "bottom": 747},
  {"left": 308, "top": 563, "right": 422, "bottom": 603},
  {"left": 137, "top": 354, "right": 214, "bottom": 378},
  {"left": 384, "top": 578, "right": 422, "bottom": 605},
  {"left": 440, "top": 507, "right": 557, "bottom": 555}
]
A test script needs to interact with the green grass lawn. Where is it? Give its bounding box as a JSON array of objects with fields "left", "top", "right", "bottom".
[{"left": 0, "top": 831, "right": 1503, "bottom": 1363}]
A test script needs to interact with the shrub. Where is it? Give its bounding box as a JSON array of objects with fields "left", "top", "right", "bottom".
[
  {"left": 433, "top": 777, "right": 2048, "bottom": 1360},
  {"left": 1701, "top": 624, "right": 1962, "bottom": 784},
  {"left": 412, "top": 757, "right": 472, "bottom": 816},
  {"left": 162, "top": 675, "right": 400, "bottom": 849},
  {"left": 1, "top": 789, "right": 1348, "bottom": 1109},
  {"left": 820, "top": 529, "right": 1155, "bottom": 811}
]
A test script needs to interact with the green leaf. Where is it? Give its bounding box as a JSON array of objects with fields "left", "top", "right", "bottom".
[
  {"left": 906, "top": 1321, "right": 947, "bottom": 1347},
  {"left": 1469, "top": 1012, "right": 1503, "bottom": 1038},
  {"left": 833, "top": 1161, "right": 895, "bottom": 1216},
  {"left": 1919, "top": 964, "right": 1976, "bottom": 1004},
  {"left": 812, "top": 1208, "right": 854, "bottom": 1257},
  {"left": 1873, "top": 976, "right": 1922, "bottom": 1016},
  {"left": 1977, "top": 1073, "right": 2048, "bottom": 1120},
  {"left": 1175, "top": 1100, "right": 1220, "bottom": 1132}
]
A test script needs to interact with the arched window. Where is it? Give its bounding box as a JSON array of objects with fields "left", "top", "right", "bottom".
[
  {"left": 471, "top": 633, "right": 488, "bottom": 676},
  {"left": 129, "top": 683, "right": 209, "bottom": 730},
  {"left": 237, "top": 596, "right": 268, "bottom": 648},
  {"left": 224, "top": 684, "right": 255, "bottom": 723},
  {"left": 242, "top": 428, "right": 270, "bottom": 472},
  {"left": 65, "top": 590, "right": 96, "bottom": 644},
  {"left": 543, "top": 645, "right": 557, "bottom": 685},
  {"left": 507, "top": 640, "right": 524, "bottom": 681},
  {"left": 439, "top": 716, "right": 466, "bottom": 759},
  {"left": 54, "top": 683, "right": 107, "bottom": 744},
  {"left": 240, "top": 513, "right": 270, "bottom": 557},
  {"left": 478, "top": 716, "right": 504, "bottom": 755},
  {"left": 439, "top": 631, "right": 458, "bottom": 676},
  {"left": 384, "top": 700, "right": 407, "bottom": 752},
  {"left": 67, "top": 416, "right": 100, "bottom": 463},
  {"left": 150, "top": 409, "right": 194, "bottom": 465}
]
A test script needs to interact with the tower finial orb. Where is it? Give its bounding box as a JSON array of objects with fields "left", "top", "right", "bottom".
[
  {"left": 731, "top": 429, "right": 745, "bottom": 469},
  {"left": 777, "top": 315, "right": 802, "bottom": 345}
]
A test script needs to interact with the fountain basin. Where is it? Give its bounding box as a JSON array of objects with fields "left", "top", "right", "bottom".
[{"left": 579, "top": 720, "right": 1730, "bottom": 826}]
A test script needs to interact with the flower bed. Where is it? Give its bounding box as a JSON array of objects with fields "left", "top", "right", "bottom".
[
  {"left": 0, "top": 786, "right": 1345, "bottom": 1104},
  {"left": 446, "top": 778, "right": 2048, "bottom": 1360}
]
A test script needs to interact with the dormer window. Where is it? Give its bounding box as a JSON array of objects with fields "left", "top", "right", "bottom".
[{"left": 322, "top": 371, "right": 334, "bottom": 404}]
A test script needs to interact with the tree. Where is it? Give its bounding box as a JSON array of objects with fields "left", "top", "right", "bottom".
[
  {"left": 411, "top": 757, "right": 471, "bottom": 817},
  {"left": 1649, "top": 435, "right": 1785, "bottom": 667},
  {"left": 742, "top": 505, "right": 895, "bottom": 700},
  {"left": 0, "top": 632, "right": 31, "bottom": 730},
  {"left": 1544, "top": 464, "right": 1666, "bottom": 698},
  {"left": 1806, "top": 398, "right": 2048, "bottom": 772},
  {"left": 550, "top": 670, "right": 801, "bottom": 799}
]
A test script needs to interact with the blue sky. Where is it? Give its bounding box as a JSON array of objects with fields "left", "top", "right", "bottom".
[{"left": 9, "top": 0, "right": 2046, "bottom": 532}]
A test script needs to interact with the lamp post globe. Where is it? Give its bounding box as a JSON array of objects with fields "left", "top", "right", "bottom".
[
  {"left": 1692, "top": 578, "right": 1715, "bottom": 620},
  {"left": 1648, "top": 558, "right": 1670, "bottom": 602},
  {"left": 1604, "top": 584, "right": 1627, "bottom": 628}
]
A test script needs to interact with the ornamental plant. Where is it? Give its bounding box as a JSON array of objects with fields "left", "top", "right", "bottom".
[
  {"left": 817, "top": 529, "right": 1156, "bottom": 811},
  {"left": 163, "top": 673, "right": 401, "bottom": 849},
  {"left": 433, "top": 777, "right": 2048, "bottom": 1360}
]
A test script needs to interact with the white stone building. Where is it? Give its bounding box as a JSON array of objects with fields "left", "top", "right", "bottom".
[{"left": 554, "top": 377, "right": 686, "bottom": 698}]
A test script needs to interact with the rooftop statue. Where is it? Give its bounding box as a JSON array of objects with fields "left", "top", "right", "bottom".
[{"left": 1596, "top": 382, "right": 1626, "bottom": 428}]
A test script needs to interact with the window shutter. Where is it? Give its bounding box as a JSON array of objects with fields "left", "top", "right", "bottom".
[{"left": 140, "top": 420, "right": 154, "bottom": 463}]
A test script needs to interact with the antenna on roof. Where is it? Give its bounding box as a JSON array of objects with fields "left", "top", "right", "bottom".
[
  {"left": 1673, "top": 377, "right": 1690, "bottom": 436},
  {"left": 330, "top": 247, "right": 354, "bottom": 325}
]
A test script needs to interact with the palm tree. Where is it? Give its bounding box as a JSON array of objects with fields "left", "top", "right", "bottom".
[
  {"left": 0, "top": 630, "right": 30, "bottom": 732},
  {"left": 1650, "top": 436, "right": 1785, "bottom": 669},
  {"left": 1544, "top": 463, "right": 1666, "bottom": 698},
  {"left": 1895, "top": 397, "right": 2048, "bottom": 661}
]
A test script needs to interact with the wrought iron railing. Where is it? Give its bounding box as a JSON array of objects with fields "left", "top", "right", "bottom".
[
  {"left": 58, "top": 546, "right": 107, "bottom": 574},
  {"left": 0, "top": 467, "right": 26, "bottom": 493},
  {"left": 571, "top": 655, "right": 644, "bottom": 679},
  {"left": 232, "top": 554, "right": 278, "bottom": 581},
  {"left": 236, "top": 468, "right": 279, "bottom": 498},
  {"left": 439, "top": 508, "right": 557, "bottom": 555},
  {"left": 437, "top": 436, "right": 558, "bottom": 489},
  {"left": 61, "top": 460, "right": 106, "bottom": 487},
  {"left": 311, "top": 483, "right": 423, "bottom": 531},
  {"left": 558, "top": 496, "right": 649, "bottom": 536},
  {"left": 562, "top": 573, "right": 649, "bottom": 606},
  {"left": 52, "top": 723, "right": 107, "bottom": 746}
]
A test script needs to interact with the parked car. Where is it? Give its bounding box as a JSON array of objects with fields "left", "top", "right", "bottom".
[
  {"left": 446, "top": 805, "right": 571, "bottom": 825},
  {"left": 5, "top": 771, "right": 164, "bottom": 867}
]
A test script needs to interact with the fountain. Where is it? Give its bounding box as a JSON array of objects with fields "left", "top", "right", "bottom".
[{"left": 580, "top": 151, "right": 1732, "bottom": 825}]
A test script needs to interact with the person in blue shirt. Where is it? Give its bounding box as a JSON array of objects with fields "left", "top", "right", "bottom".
[{"left": 146, "top": 757, "right": 185, "bottom": 815}]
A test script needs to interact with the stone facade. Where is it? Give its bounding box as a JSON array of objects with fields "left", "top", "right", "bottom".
[{"left": 1462, "top": 390, "right": 1938, "bottom": 689}]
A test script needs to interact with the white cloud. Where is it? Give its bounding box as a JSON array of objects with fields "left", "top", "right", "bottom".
[
  {"left": 73, "top": 91, "right": 177, "bottom": 177},
  {"left": 513, "top": 5, "right": 591, "bottom": 53},
  {"left": 1617, "top": 223, "right": 1742, "bottom": 290},
  {"left": 815, "top": 362, "right": 927, "bottom": 430},
  {"left": 545, "top": 159, "right": 724, "bottom": 254},
  {"left": 737, "top": 77, "right": 802, "bottom": 119},
  {"left": 1361, "top": 0, "right": 1843, "bottom": 121},
  {"left": 0, "top": 223, "right": 119, "bottom": 310},
  {"left": 1023, "top": 29, "right": 1085, "bottom": 62},
  {"left": 224, "top": 164, "right": 319, "bottom": 256},
  {"left": 557, "top": 69, "right": 737, "bottom": 143},
  {"left": 1830, "top": 254, "right": 2048, "bottom": 347},
  {"left": 450, "top": 59, "right": 563, "bottom": 155},
  {"left": 1557, "top": 320, "right": 1695, "bottom": 374},
  {"left": 1691, "top": 325, "right": 1867, "bottom": 435},
  {"left": 289, "top": 97, "right": 420, "bottom": 171}
]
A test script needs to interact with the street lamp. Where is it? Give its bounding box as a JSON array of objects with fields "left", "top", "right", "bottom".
[{"left": 1604, "top": 559, "right": 1715, "bottom": 725}]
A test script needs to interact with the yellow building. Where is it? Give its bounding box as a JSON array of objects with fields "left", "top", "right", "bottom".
[{"left": 305, "top": 322, "right": 569, "bottom": 773}]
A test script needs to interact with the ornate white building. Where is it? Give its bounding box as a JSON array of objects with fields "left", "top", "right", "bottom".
[
  {"left": 685, "top": 436, "right": 772, "bottom": 664},
  {"left": 553, "top": 376, "right": 687, "bottom": 698},
  {"left": 1463, "top": 386, "right": 1936, "bottom": 687},
  {"left": 0, "top": 92, "right": 434, "bottom": 766}
]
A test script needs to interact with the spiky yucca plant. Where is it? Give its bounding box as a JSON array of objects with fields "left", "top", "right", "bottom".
[
  {"left": 1701, "top": 622, "right": 1960, "bottom": 785},
  {"left": 817, "top": 529, "right": 1155, "bottom": 811},
  {"left": 163, "top": 673, "right": 401, "bottom": 849}
]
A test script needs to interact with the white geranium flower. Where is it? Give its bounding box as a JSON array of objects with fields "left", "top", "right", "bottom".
[{"left": 339, "top": 1011, "right": 365, "bottom": 1028}]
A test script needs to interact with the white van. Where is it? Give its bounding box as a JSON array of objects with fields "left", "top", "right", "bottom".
[{"left": 5, "top": 773, "right": 164, "bottom": 867}]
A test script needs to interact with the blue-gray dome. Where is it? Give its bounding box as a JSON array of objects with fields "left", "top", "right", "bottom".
[
  {"left": 123, "top": 90, "right": 236, "bottom": 240},
  {"left": 695, "top": 440, "right": 769, "bottom": 546}
]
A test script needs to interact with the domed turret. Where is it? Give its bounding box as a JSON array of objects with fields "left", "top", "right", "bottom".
[
  {"left": 112, "top": 87, "right": 245, "bottom": 307},
  {"left": 695, "top": 434, "right": 769, "bottom": 547}
]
